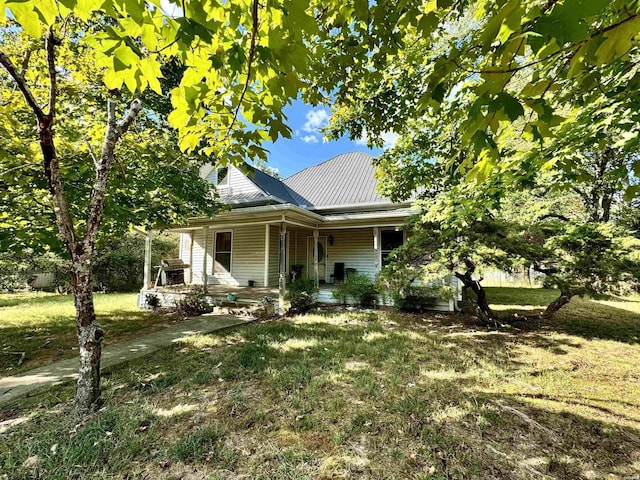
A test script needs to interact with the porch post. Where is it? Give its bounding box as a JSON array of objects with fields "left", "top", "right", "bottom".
[
  {"left": 264, "top": 224, "right": 270, "bottom": 287},
  {"left": 202, "top": 226, "right": 209, "bottom": 288},
  {"left": 279, "top": 222, "right": 287, "bottom": 311},
  {"left": 189, "top": 231, "right": 194, "bottom": 283},
  {"left": 143, "top": 231, "right": 153, "bottom": 290},
  {"left": 313, "top": 228, "right": 319, "bottom": 287},
  {"left": 373, "top": 227, "right": 380, "bottom": 273}
]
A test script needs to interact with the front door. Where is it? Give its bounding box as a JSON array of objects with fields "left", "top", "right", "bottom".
[{"left": 307, "top": 236, "right": 327, "bottom": 282}]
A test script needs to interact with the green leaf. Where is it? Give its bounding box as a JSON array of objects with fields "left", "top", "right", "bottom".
[
  {"left": 6, "top": 2, "right": 43, "bottom": 38},
  {"left": 595, "top": 17, "right": 640, "bottom": 65}
]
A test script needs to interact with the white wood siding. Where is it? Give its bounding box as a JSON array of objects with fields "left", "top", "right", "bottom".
[
  {"left": 290, "top": 229, "right": 309, "bottom": 278},
  {"left": 191, "top": 225, "right": 267, "bottom": 287},
  {"left": 323, "top": 228, "right": 377, "bottom": 280},
  {"left": 268, "top": 226, "right": 280, "bottom": 286},
  {"left": 229, "top": 226, "right": 265, "bottom": 286},
  {"left": 179, "top": 232, "right": 193, "bottom": 282},
  {"left": 211, "top": 165, "right": 263, "bottom": 196}
]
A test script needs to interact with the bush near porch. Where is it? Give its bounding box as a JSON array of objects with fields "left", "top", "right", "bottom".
[{"left": 1, "top": 287, "right": 639, "bottom": 479}]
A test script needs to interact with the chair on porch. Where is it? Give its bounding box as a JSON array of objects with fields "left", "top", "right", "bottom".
[{"left": 330, "top": 262, "right": 345, "bottom": 284}]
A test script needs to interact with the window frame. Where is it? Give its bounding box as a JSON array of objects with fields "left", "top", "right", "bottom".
[
  {"left": 380, "top": 229, "right": 404, "bottom": 268},
  {"left": 214, "top": 230, "right": 233, "bottom": 273}
]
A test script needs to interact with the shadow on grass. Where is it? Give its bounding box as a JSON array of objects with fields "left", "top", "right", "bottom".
[
  {"left": 2, "top": 314, "right": 639, "bottom": 479},
  {"left": 484, "top": 287, "right": 640, "bottom": 344},
  {"left": 0, "top": 307, "right": 180, "bottom": 376}
]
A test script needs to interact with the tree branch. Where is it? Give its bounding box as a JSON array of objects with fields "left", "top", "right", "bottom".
[
  {"left": 83, "top": 99, "right": 143, "bottom": 253},
  {"left": 84, "top": 139, "right": 100, "bottom": 169},
  {"left": 46, "top": 28, "right": 57, "bottom": 118},
  {"left": 0, "top": 51, "right": 44, "bottom": 119},
  {"left": 226, "top": 0, "right": 260, "bottom": 139}
]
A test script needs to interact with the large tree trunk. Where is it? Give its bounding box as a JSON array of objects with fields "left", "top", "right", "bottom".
[
  {"left": 456, "top": 258, "right": 574, "bottom": 328},
  {"left": 73, "top": 272, "right": 104, "bottom": 413},
  {"left": 455, "top": 258, "right": 500, "bottom": 326},
  {"left": 539, "top": 291, "right": 573, "bottom": 321}
]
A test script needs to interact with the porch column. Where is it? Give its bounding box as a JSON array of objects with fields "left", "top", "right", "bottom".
[
  {"left": 202, "top": 226, "right": 209, "bottom": 288},
  {"left": 264, "top": 224, "right": 270, "bottom": 287},
  {"left": 373, "top": 227, "right": 380, "bottom": 273},
  {"left": 279, "top": 222, "right": 287, "bottom": 311},
  {"left": 189, "top": 231, "right": 194, "bottom": 283},
  {"left": 142, "top": 231, "right": 153, "bottom": 290},
  {"left": 313, "top": 228, "right": 319, "bottom": 287}
]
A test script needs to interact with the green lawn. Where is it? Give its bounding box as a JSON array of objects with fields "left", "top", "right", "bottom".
[
  {"left": 486, "top": 287, "right": 640, "bottom": 343},
  {"left": 1, "top": 288, "right": 639, "bottom": 479},
  {"left": 0, "top": 292, "right": 182, "bottom": 377}
]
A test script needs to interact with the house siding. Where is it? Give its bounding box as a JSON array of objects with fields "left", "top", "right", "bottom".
[
  {"left": 323, "top": 228, "right": 377, "bottom": 281},
  {"left": 268, "top": 226, "right": 279, "bottom": 286},
  {"left": 213, "top": 165, "right": 263, "bottom": 196},
  {"left": 178, "top": 232, "right": 193, "bottom": 282},
  {"left": 190, "top": 225, "right": 267, "bottom": 287}
]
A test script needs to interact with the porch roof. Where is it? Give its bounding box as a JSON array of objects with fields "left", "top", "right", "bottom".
[
  {"left": 168, "top": 203, "right": 324, "bottom": 232},
  {"left": 167, "top": 201, "right": 415, "bottom": 233}
]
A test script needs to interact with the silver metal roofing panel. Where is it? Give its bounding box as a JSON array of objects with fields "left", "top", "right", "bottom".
[{"left": 282, "top": 152, "right": 391, "bottom": 209}]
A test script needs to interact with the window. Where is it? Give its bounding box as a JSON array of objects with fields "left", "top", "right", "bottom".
[
  {"left": 215, "top": 231, "right": 232, "bottom": 272},
  {"left": 216, "top": 167, "right": 228, "bottom": 187},
  {"left": 381, "top": 230, "right": 404, "bottom": 267}
]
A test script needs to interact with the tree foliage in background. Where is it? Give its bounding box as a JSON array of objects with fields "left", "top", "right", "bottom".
[
  {"left": 92, "top": 232, "right": 178, "bottom": 292},
  {"left": 326, "top": 0, "right": 640, "bottom": 206}
]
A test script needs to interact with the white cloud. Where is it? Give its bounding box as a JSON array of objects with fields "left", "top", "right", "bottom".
[
  {"left": 159, "top": 0, "right": 183, "bottom": 17},
  {"left": 301, "top": 108, "right": 330, "bottom": 133},
  {"left": 355, "top": 130, "right": 399, "bottom": 150},
  {"left": 380, "top": 131, "right": 399, "bottom": 149},
  {"left": 300, "top": 135, "right": 319, "bottom": 144}
]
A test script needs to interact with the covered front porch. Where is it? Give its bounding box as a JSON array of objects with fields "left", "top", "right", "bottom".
[
  {"left": 138, "top": 205, "right": 334, "bottom": 310},
  {"left": 136, "top": 204, "right": 414, "bottom": 311}
]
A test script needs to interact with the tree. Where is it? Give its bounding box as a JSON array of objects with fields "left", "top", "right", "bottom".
[
  {"left": 0, "top": 0, "right": 411, "bottom": 412},
  {"left": 0, "top": 17, "right": 222, "bottom": 412},
  {"left": 379, "top": 183, "right": 640, "bottom": 326},
  {"left": 324, "top": 0, "right": 640, "bottom": 202}
]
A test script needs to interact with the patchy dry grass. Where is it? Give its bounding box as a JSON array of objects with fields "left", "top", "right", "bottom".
[
  {"left": 1, "top": 293, "right": 639, "bottom": 479},
  {"left": 487, "top": 287, "right": 640, "bottom": 343},
  {"left": 0, "top": 292, "right": 181, "bottom": 376}
]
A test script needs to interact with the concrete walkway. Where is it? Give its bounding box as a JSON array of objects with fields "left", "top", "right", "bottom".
[{"left": 0, "top": 314, "right": 251, "bottom": 406}]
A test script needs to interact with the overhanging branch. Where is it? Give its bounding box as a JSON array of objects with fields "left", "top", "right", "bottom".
[{"left": 0, "top": 51, "right": 44, "bottom": 119}]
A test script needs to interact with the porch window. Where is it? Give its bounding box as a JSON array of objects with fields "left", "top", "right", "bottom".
[
  {"left": 381, "top": 230, "right": 404, "bottom": 267},
  {"left": 215, "top": 231, "right": 232, "bottom": 272}
]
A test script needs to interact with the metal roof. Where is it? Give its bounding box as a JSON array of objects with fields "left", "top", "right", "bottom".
[
  {"left": 244, "top": 166, "right": 300, "bottom": 205},
  {"left": 282, "top": 152, "right": 392, "bottom": 209}
]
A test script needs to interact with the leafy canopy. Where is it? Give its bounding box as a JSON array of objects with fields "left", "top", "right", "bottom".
[
  {"left": 0, "top": 25, "right": 218, "bottom": 254},
  {"left": 325, "top": 0, "right": 640, "bottom": 203}
]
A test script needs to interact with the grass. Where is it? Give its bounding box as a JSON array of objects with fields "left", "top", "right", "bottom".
[
  {"left": 1, "top": 287, "right": 639, "bottom": 479},
  {"left": 486, "top": 287, "right": 640, "bottom": 343},
  {"left": 0, "top": 292, "right": 182, "bottom": 377}
]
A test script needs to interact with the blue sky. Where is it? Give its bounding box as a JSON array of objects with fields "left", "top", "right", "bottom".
[{"left": 259, "top": 101, "right": 398, "bottom": 178}]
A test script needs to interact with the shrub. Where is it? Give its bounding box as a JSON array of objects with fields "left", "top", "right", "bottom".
[
  {"left": 175, "top": 286, "right": 213, "bottom": 317},
  {"left": 144, "top": 293, "right": 161, "bottom": 310},
  {"left": 390, "top": 285, "right": 442, "bottom": 312},
  {"left": 285, "top": 278, "right": 318, "bottom": 314},
  {"left": 332, "top": 273, "right": 378, "bottom": 307}
]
